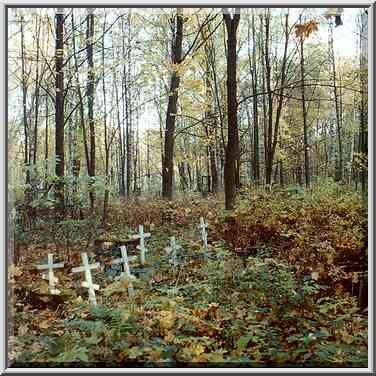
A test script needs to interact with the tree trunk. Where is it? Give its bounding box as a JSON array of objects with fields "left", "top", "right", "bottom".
[
  {"left": 20, "top": 16, "right": 30, "bottom": 188},
  {"left": 102, "top": 13, "right": 110, "bottom": 228},
  {"left": 359, "top": 10, "right": 368, "bottom": 196},
  {"left": 32, "top": 16, "right": 41, "bottom": 171},
  {"left": 44, "top": 95, "right": 49, "bottom": 191},
  {"left": 162, "top": 9, "right": 183, "bottom": 199},
  {"left": 249, "top": 10, "right": 260, "bottom": 183},
  {"left": 86, "top": 8, "right": 95, "bottom": 209},
  {"left": 223, "top": 9, "right": 240, "bottom": 210},
  {"left": 329, "top": 22, "right": 343, "bottom": 182},
  {"left": 55, "top": 8, "right": 65, "bottom": 212},
  {"left": 264, "top": 11, "right": 273, "bottom": 186},
  {"left": 299, "top": 19, "right": 310, "bottom": 188}
]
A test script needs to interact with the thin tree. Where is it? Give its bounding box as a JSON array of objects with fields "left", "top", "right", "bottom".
[
  {"left": 328, "top": 20, "right": 343, "bottom": 181},
  {"left": 86, "top": 8, "right": 96, "bottom": 209},
  {"left": 162, "top": 9, "right": 184, "bottom": 199},
  {"left": 299, "top": 15, "right": 310, "bottom": 187},
  {"left": 223, "top": 8, "right": 240, "bottom": 210},
  {"left": 248, "top": 9, "right": 260, "bottom": 183},
  {"left": 20, "top": 14, "right": 30, "bottom": 188},
  {"left": 55, "top": 8, "right": 65, "bottom": 212}
]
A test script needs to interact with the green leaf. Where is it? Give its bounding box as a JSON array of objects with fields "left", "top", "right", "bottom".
[
  {"left": 76, "top": 348, "right": 89, "bottom": 362},
  {"left": 236, "top": 334, "right": 253, "bottom": 349},
  {"left": 85, "top": 335, "right": 102, "bottom": 345}
]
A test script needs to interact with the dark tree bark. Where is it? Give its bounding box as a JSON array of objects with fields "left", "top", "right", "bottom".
[
  {"left": 264, "top": 11, "right": 289, "bottom": 186},
  {"left": 201, "top": 23, "right": 219, "bottom": 194},
  {"left": 55, "top": 8, "right": 65, "bottom": 211},
  {"left": 223, "top": 9, "right": 240, "bottom": 210},
  {"left": 20, "top": 15, "right": 30, "bottom": 187},
  {"left": 299, "top": 17, "right": 310, "bottom": 188},
  {"left": 44, "top": 95, "right": 49, "bottom": 191},
  {"left": 32, "top": 16, "right": 41, "bottom": 169},
  {"left": 71, "top": 13, "right": 90, "bottom": 179},
  {"left": 125, "top": 13, "right": 133, "bottom": 198},
  {"left": 249, "top": 10, "right": 260, "bottom": 183},
  {"left": 162, "top": 9, "right": 183, "bottom": 199},
  {"left": 102, "top": 12, "right": 110, "bottom": 228},
  {"left": 264, "top": 11, "right": 273, "bottom": 185},
  {"left": 359, "top": 10, "right": 368, "bottom": 196},
  {"left": 329, "top": 22, "right": 343, "bottom": 182},
  {"left": 86, "top": 8, "right": 96, "bottom": 209}
]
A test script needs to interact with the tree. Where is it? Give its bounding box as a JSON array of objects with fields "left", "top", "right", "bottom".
[
  {"left": 248, "top": 9, "right": 260, "bottom": 183},
  {"left": 162, "top": 9, "right": 184, "bottom": 199},
  {"left": 328, "top": 19, "right": 343, "bottom": 181},
  {"left": 223, "top": 8, "right": 240, "bottom": 210},
  {"left": 20, "top": 13, "right": 30, "bottom": 188},
  {"left": 55, "top": 8, "right": 65, "bottom": 212},
  {"left": 298, "top": 16, "right": 310, "bottom": 188},
  {"left": 86, "top": 8, "right": 96, "bottom": 209}
]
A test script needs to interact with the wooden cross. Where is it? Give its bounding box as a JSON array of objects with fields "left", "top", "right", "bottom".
[
  {"left": 112, "top": 246, "right": 135, "bottom": 297},
  {"left": 165, "top": 236, "right": 181, "bottom": 266},
  {"left": 72, "top": 253, "right": 100, "bottom": 306},
  {"left": 199, "top": 217, "right": 209, "bottom": 259},
  {"left": 36, "top": 253, "right": 64, "bottom": 294},
  {"left": 132, "top": 225, "right": 151, "bottom": 265}
]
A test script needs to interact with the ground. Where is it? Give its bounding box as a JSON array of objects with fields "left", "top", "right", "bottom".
[{"left": 9, "top": 182, "right": 368, "bottom": 367}]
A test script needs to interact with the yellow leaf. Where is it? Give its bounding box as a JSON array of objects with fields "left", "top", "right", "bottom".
[
  {"left": 39, "top": 320, "right": 50, "bottom": 330},
  {"left": 341, "top": 331, "right": 353, "bottom": 344},
  {"left": 159, "top": 310, "right": 176, "bottom": 332},
  {"left": 190, "top": 343, "right": 205, "bottom": 356},
  {"left": 18, "top": 324, "right": 28, "bottom": 336},
  {"left": 311, "top": 272, "right": 319, "bottom": 281}
]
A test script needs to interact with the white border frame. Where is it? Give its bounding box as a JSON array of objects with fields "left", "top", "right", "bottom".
[{"left": 0, "top": 0, "right": 373, "bottom": 373}]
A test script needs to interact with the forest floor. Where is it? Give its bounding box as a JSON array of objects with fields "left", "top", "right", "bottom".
[{"left": 9, "top": 181, "right": 368, "bottom": 367}]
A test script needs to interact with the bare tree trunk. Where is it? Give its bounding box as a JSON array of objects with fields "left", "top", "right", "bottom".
[
  {"left": 102, "top": 12, "right": 110, "bottom": 227},
  {"left": 20, "top": 16, "right": 30, "bottom": 188},
  {"left": 122, "top": 13, "right": 133, "bottom": 198},
  {"left": 223, "top": 9, "right": 240, "bottom": 210},
  {"left": 359, "top": 10, "right": 368, "bottom": 196},
  {"left": 162, "top": 9, "right": 183, "bottom": 199},
  {"left": 133, "top": 97, "right": 139, "bottom": 194},
  {"left": 249, "top": 10, "right": 260, "bottom": 183},
  {"left": 86, "top": 8, "right": 96, "bottom": 209},
  {"left": 299, "top": 17, "right": 310, "bottom": 188},
  {"left": 329, "top": 22, "right": 343, "bottom": 182},
  {"left": 264, "top": 11, "right": 273, "bottom": 186},
  {"left": 113, "top": 66, "right": 126, "bottom": 196},
  {"left": 72, "top": 12, "right": 90, "bottom": 200},
  {"left": 44, "top": 95, "right": 49, "bottom": 190},
  {"left": 265, "top": 11, "right": 289, "bottom": 186},
  {"left": 55, "top": 8, "right": 65, "bottom": 213},
  {"left": 202, "top": 25, "right": 219, "bottom": 193},
  {"left": 32, "top": 16, "right": 41, "bottom": 173}
]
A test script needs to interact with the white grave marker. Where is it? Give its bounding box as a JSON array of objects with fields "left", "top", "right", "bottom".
[
  {"left": 113, "top": 246, "right": 135, "bottom": 297},
  {"left": 199, "top": 217, "right": 209, "bottom": 259},
  {"left": 72, "top": 253, "right": 100, "bottom": 306},
  {"left": 165, "top": 236, "right": 181, "bottom": 267},
  {"left": 132, "top": 225, "right": 151, "bottom": 266},
  {"left": 36, "top": 253, "right": 64, "bottom": 294}
]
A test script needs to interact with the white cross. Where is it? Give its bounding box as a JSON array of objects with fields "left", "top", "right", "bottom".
[
  {"left": 199, "top": 217, "right": 209, "bottom": 259},
  {"left": 165, "top": 236, "right": 181, "bottom": 266},
  {"left": 112, "top": 246, "right": 135, "bottom": 297},
  {"left": 72, "top": 253, "right": 100, "bottom": 306},
  {"left": 36, "top": 253, "right": 64, "bottom": 294},
  {"left": 132, "top": 225, "right": 151, "bottom": 266}
]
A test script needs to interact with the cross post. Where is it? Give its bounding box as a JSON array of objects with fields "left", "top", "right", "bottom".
[
  {"left": 72, "top": 253, "right": 100, "bottom": 306},
  {"left": 36, "top": 253, "right": 64, "bottom": 294},
  {"left": 199, "top": 217, "right": 209, "bottom": 259},
  {"left": 132, "top": 225, "right": 151, "bottom": 266},
  {"left": 113, "top": 246, "right": 135, "bottom": 297}
]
